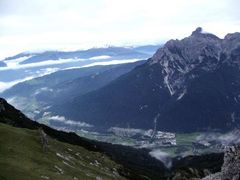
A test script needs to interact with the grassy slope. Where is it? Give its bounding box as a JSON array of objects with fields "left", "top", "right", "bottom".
[{"left": 0, "top": 123, "right": 126, "bottom": 180}]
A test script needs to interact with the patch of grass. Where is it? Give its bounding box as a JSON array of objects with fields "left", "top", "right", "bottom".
[
  {"left": 0, "top": 123, "right": 126, "bottom": 180},
  {"left": 158, "top": 133, "right": 202, "bottom": 157},
  {"left": 176, "top": 132, "right": 201, "bottom": 146}
]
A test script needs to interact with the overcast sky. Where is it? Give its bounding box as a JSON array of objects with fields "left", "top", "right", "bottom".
[{"left": 0, "top": 0, "right": 239, "bottom": 59}]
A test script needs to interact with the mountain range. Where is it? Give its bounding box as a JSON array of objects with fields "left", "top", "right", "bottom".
[
  {"left": 4, "top": 46, "right": 159, "bottom": 65},
  {"left": 2, "top": 28, "right": 240, "bottom": 134},
  {"left": 2, "top": 27, "right": 240, "bottom": 179},
  {"left": 49, "top": 27, "right": 240, "bottom": 132},
  {"left": 1, "top": 61, "right": 145, "bottom": 121},
  {"left": 0, "top": 45, "right": 159, "bottom": 93}
]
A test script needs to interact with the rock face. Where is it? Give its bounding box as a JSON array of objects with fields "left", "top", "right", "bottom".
[
  {"left": 170, "top": 153, "right": 223, "bottom": 180},
  {"left": 150, "top": 27, "right": 222, "bottom": 96},
  {"left": 202, "top": 146, "right": 240, "bottom": 180},
  {"left": 52, "top": 28, "right": 240, "bottom": 132},
  {"left": 150, "top": 28, "right": 240, "bottom": 98}
]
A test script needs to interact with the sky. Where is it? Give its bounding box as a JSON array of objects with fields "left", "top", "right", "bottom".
[{"left": 0, "top": 0, "right": 239, "bottom": 59}]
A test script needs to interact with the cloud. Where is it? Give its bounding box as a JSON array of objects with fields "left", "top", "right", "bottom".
[
  {"left": 0, "top": 76, "right": 34, "bottom": 93},
  {"left": 49, "top": 115, "right": 93, "bottom": 128},
  {"left": 0, "top": 58, "right": 141, "bottom": 92},
  {"left": 81, "top": 59, "right": 141, "bottom": 68},
  {"left": 149, "top": 149, "right": 172, "bottom": 168},
  {"left": 0, "top": 58, "right": 85, "bottom": 71},
  {"left": 196, "top": 130, "right": 240, "bottom": 146},
  {"left": 3, "top": 55, "right": 33, "bottom": 68},
  {"left": 34, "top": 87, "right": 53, "bottom": 96},
  {"left": 0, "top": 0, "right": 239, "bottom": 59},
  {"left": 63, "top": 59, "right": 142, "bottom": 70},
  {"left": 0, "top": 67, "right": 59, "bottom": 93},
  {"left": 89, "top": 55, "right": 111, "bottom": 60},
  {"left": 35, "top": 67, "right": 60, "bottom": 76}
]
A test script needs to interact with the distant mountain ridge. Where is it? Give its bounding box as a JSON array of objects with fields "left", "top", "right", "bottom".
[
  {"left": 3, "top": 45, "right": 160, "bottom": 65},
  {"left": 1, "top": 61, "right": 145, "bottom": 121},
  {"left": 0, "top": 45, "right": 158, "bottom": 89},
  {"left": 52, "top": 28, "right": 240, "bottom": 132},
  {"left": 0, "top": 45, "right": 161, "bottom": 97}
]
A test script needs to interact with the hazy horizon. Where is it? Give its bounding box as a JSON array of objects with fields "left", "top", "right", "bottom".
[{"left": 0, "top": 0, "right": 239, "bottom": 59}]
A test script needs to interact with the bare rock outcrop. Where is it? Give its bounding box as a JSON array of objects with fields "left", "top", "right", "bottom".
[{"left": 202, "top": 146, "right": 240, "bottom": 180}]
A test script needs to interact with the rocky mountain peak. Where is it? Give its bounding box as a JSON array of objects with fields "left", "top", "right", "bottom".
[
  {"left": 150, "top": 28, "right": 222, "bottom": 67},
  {"left": 223, "top": 32, "right": 240, "bottom": 52},
  {"left": 190, "top": 27, "right": 220, "bottom": 40},
  {"left": 191, "top": 27, "right": 203, "bottom": 36},
  {"left": 149, "top": 28, "right": 223, "bottom": 96},
  {"left": 224, "top": 32, "right": 240, "bottom": 41}
]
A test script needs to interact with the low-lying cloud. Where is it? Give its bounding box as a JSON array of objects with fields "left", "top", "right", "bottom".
[
  {"left": 149, "top": 149, "right": 172, "bottom": 168},
  {"left": 0, "top": 58, "right": 85, "bottom": 71},
  {"left": 0, "top": 67, "right": 59, "bottom": 93},
  {"left": 82, "top": 59, "right": 141, "bottom": 68},
  {"left": 196, "top": 129, "right": 240, "bottom": 146},
  {"left": 0, "top": 57, "right": 141, "bottom": 93},
  {"left": 89, "top": 55, "right": 111, "bottom": 60},
  {"left": 0, "top": 76, "right": 34, "bottom": 93},
  {"left": 49, "top": 115, "right": 93, "bottom": 128},
  {"left": 34, "top": 87, "right": 53, "bottom": 95}
]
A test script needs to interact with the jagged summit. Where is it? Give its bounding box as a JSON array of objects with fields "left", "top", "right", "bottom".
[
  {"left": 191, "top": 27, "right": 203, "bottom": 36},
  {"left": 151, "top": 27, "right": 222, "bottom": 64},
  {"left": 224, "top": 32, "right": 240, "bottom": 40},
  {"left": 190, "top": 27, "right": 220, "bottom": 39},
  {"left": 150, "top": 28, "right": 223, "bottom": 96},
  {"left": 149, "top": 28, "right": 240, "bottom": 97}
]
